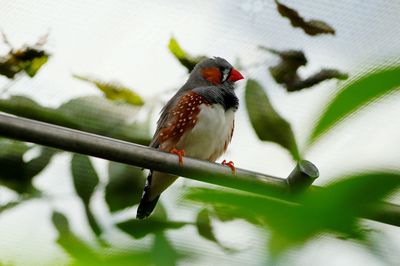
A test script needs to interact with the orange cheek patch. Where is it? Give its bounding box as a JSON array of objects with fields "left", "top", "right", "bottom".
[{"left": 202, "top": 67, "right": 221, "bottom": 84}]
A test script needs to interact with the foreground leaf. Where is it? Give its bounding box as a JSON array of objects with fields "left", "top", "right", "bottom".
[
  {"left": 185, "top": 171, "right": 400, "bottom": 254},
  {"left": 275, "top": 0, "right": 335, "bottom": 36},
  {"left": 195, "top": 208, "right": 234, "bottom": 251},
  {"left": 52, "top": 211, "right": 99, "bottom": 263},
  {"left": 0, "top": 139, "right": 56, "bottom": 193},
  {"left": 245, "top": 79, "right": 299, "bottom": 160},
  {"left": 117, "top": 218, "right": 189, "bottom": 239},
  {"left": 0, "top": 96, "right": 78, "bottom": 129},
  {"left": 0, "top": 95, "right": 151, "bottom": 145},
  {"left": 152, "top": 233, "right": 185, "bottom": 266},
  {"left": 74, "top": 75, "right": 144, "bottom": 106},
  {"left": 168, "top": 37, "right": 206, "bottom": 72},
  {"left": 105, "top": 162, "right": 146, "bottom": 212},
  {"left": 52, "top": 211, "right": 155, "bottom": 265},
  {"left": 309, "top": 66, "right": 400, "bottom": 144},
  {"left": 58, "top": 96, "right": 150, "bottom": 144},
  {"left": 71, "top": 154, "right": 101, "bottom": 237}
]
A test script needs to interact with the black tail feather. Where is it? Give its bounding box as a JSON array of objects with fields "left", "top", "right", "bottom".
[{"left": 136, "top": 171, "right": 159, "bottom": 219}]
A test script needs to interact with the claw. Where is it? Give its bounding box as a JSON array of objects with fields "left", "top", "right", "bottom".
[
  {"left": 170, "top": 148, "right": 186, "bottom": 166},
  {"left": 222, "top": 160, "right": 236, "bottom": 174}
]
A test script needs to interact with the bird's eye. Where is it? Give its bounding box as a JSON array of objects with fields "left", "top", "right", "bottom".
[{"left": 221, "top": 68, "right": 231, "bottom": 83}]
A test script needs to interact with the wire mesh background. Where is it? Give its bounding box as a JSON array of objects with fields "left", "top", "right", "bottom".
[{"left": 0, "top": 0, "right": 399, "bottom": 265}]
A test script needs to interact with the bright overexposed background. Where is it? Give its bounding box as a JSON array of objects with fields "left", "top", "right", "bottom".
[{"left": 0, "top": 0, "right": 399, "bottom": 265}]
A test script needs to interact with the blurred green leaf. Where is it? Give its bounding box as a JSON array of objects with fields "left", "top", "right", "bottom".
[
  {"left": 152, "top": 233, "right": 185, "bottom": 266},
  {"left": 105, "top": 162, "right": 146, "bottom": 213},
  {"left": 74, "top": 75, "right": 144, "bottom": 106},
  {"left": 0, "top": 139, "right": 55, "bottom": 193},
  {"left": 71, "top": 154, "right": 101, "bottom": 237},
  {"left": 22, "top": 53, "right": 49, "bottom": 77},
  {"left": 0, "top": 47, "right": 50, "bottom": 79},
  {"left": 58, "top": 96, "right": 151, "bottom": 144},
  {"left": 168, "top": 37, "right": 206, "bottom": 72},
  {"left": 0, "top": 95, "right": 151, "bottom": 145},
  {"left": 185, "top": 172, "right": 400, "bottom": 254},
  {"left": 0, "top": 96, "right": 78, "bottom": 129},
  {"left": 275, "top": 0, "right": 335, "bottom": 36},
  {"left": 71, "top": 154, "right": 99, "bottom": 204},
  {"left": 196, "top": 209, "right": 218, "bottom": 243},
  {"left": 25, "top": 147, "right": 58, "bottom": 179},
  {"left": 195, "top": 208, "right": 233, "bottom": 251},
  {"left": 309, "top": 66, "right": 400, "bottom": 144},
  {"left": 117, "top": 217, "right": 189, "bottom": 239},
  {"left": 245, "top": 79, "right": 300, "bottom": 160},
  {"left": 53, "top": 211, "right": 155, "bottom": 265},
  {"left": 52, "top": 211, "right": 100, "bottom": 263}
]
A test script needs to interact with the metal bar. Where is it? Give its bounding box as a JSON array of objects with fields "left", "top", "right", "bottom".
[
  {"left": 0, "top": 113, "right": 287, "bottom": 196},
  {"left": 0, "top": 113, "right": 399, "bottom": 227}
]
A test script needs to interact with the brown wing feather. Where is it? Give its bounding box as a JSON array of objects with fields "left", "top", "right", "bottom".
[{"left": 154, "top": 91, "right": 209, "bottom": 151}]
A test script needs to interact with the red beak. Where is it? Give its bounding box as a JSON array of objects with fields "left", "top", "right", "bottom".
[{"left": 228, "top": 68, "right": 244, "bottom": 82}]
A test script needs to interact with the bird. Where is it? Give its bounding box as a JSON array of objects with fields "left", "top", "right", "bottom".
[{"left": 136, "top": 57, "right": 244, "bottom": 219}]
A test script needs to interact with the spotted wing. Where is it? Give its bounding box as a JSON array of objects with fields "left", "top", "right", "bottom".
[{"left": 151, "top": 91, "right": 209, "bottom": 151}]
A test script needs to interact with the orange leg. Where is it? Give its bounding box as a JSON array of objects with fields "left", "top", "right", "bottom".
[
  {"left": 170, "top": 148, "right": 186, "bottom": 166},
  {"left": 222, "top": 160, "right": 236, "bottom": 174}
]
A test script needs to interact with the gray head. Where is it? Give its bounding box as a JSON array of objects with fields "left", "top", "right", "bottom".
[{"left": 183, "top": 57, "right": 244, "bottom": 89}]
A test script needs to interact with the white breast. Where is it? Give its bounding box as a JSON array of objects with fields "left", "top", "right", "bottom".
[{"left": 176, "top": 104, "right": 235, "bottom": 162}]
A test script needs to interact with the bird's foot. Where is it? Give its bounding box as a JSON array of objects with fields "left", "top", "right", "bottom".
[
  {"left": 222, "top": 160, "right": 236, "bottom": 174},
  {"left": 170, "top": 148, "right": 186, "bottom": 166}
]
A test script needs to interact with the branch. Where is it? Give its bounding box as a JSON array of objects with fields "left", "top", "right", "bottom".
[{"left": 0, "top": 113, "right": 398, "bottom": 227}]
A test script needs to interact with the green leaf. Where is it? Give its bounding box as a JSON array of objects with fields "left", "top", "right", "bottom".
[
  {"left": 23, "top": 54, "right": 49, "bottom": 77},
  {"left": 0, "top": 139, "right": 52, "bottom": 193},
  {"left": 245, "top": 79, "right": 299, "bottom": 160},
  {"left": 168, "top": 37, "right": 206, "bottom": 72},
  {"left": 196, "top": 209, "right": 218, "bottom": 243},
  {"left": 152, "top": 233, "right": 185, "bottom": 266},
  {"left": 117, "top": 218, "right": 189, "bottom": 239},
  {"left": 71, "top": 154, "right": 99, "bottom": 204},
  {"left": 71, "top": 154, "right": 101, "bottom": 237},
  {"left": 52, "top": 211, "right": 100, "bottom": 263},
  {"left": 52, "top": 211, "right": 155, "bottom": 265},
  {"left": 105, "top": 162, "right": 146, "bottom": 212},
  {"left": 0, "top": 96, "right": 78, "bottom": 129},
  {"left": 0, "top": 95, "right": 151, "bottom": 145},
  {"left": 309, "top": 66, "right": 400, "bottom": 144},
  {"left": 0, "top": 46, "right": 50, "bottom": 79},
  {"left": 59, "top": 96, "right": 151, "bottom": 144},
  {"left": 195, "top": 208, "right": 233, "bottom": 251},
  {"left": 24, "top": 147, "right": 58, "bottom": 179},
  {"left": 74, "top": 75, "right": 144, "bottom": 106},
  {"left": 185, "top": 171, "right": 400, "bottom": 254}
]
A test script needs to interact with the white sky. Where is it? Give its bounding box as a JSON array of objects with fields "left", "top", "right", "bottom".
[{"left": 0, "top": 0, "right": 400, "bottom": 265}]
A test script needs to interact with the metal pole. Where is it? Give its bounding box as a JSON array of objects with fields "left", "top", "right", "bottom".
[
  {"left": 0, "top": 113, "right": 398, "bottom": 227},
  {"left": 0, "top": 113, "right": 287, "bottom": 196}
]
